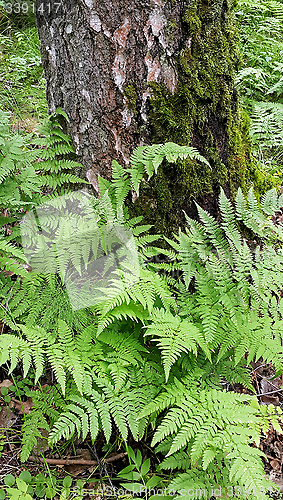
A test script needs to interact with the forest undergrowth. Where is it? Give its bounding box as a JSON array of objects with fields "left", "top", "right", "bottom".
[{"left": 0, "top": 2, "right": 283, "bottom": 500}]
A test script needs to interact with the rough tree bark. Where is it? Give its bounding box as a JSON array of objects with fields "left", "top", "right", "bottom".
[{"left": 35, "top": 0, "right": 268, "bottom": 233}]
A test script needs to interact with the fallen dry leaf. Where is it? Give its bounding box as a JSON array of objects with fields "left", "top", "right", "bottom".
[
  {"left": 261, "top": 375, "right": 282, "bottom": 404},
  {"left": 0, "top": 380, "right": 13, "bottom": 389},
  {"left": 270, "top": 458, "right": 280, "bottom": 470},
  {"left": 13, "top": 397, "right": 33, "bottom": 415},
  {"left": 0, "top": 406, "right": 17, "bottom": 428}
]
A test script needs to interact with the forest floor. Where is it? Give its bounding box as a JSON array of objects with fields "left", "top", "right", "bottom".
[{"left": 2, "top": 361, "right": 283, "bottom": 497}]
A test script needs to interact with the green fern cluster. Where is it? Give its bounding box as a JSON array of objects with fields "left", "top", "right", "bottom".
[
  {"left": 0, "top": 108, "right": 86, "bottom": 276},
  {"left": 157, "top": 187, "right": 283, "bottom": 375},
  {"left": 127, "top": 143, "right": 210, "bottom": 197},
  {"left": 98, "top": 142, "right": 209, "bottom": 204},
  {"left": 20, "top": 384, "right": 62, "bottom": 462},
  {"left": 249, "top": 101, "right": 283, "bottom": 149},
  {"left": 0, "top": 110, "right": 39, "bottom": 276},
  {"left": 148, "top": 384, "right": 281, "bottom": 499},
  {"left": 1, "top": 138, "right": 283, "bottom": 498},
  {"left": 30, "top": 109, "right": 87, "bottom": 198},
  {"left": 140, "top": 187, "right": 283, "bottom": 498},
  {"left": 236, "top": 0, "right": 283, "bottom": 174}
]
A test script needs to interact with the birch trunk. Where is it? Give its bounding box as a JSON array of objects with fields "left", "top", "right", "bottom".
[{"left": 35, "top": 0, "right": 260, "bottom": 232}]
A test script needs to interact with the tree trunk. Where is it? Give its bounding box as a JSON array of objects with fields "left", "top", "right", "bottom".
[{"left": 35, "top": 0, "right": 267, "bottom": 234}]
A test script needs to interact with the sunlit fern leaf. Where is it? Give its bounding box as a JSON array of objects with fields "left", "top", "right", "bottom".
[
  {"left": 20, "top": 411, "right": 49, "bottom": 463},
  {"left": 40, "top": 173, "right": 88, "bottom": 188},
  {"left": 265, "top": 0, "right": 283, "bottom": 21},
  {"left": 261, "top": 188, "right": 281, "bottom": 215},
  {"left": 45, "top": 343, "right": 66, "bottom": 395},
  {"left": 111, "top": 160, "right": 131, "bottom": 207},
  {"left": 219, "top": 188, "right": 242, "bottom": 253},
  {"left": 249, "top": 101, "right": 283, "bottom": 148},
  {"left": 195, "top": 203, "right": 232, "bottom": 265},
  {"left": 145, "top": 309, "right": 205, "bottom": 381},
  {"left": 129, "top": 143, "right": 210, "bottom": 196}
]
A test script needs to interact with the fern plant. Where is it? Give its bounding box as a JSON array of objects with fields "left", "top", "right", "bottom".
[
  {"left": 0, "top": 108, "right": 86, "bottom": 277},
  {"left": 0, "top": 110, "right": 40, "bottom": 276},
  {"left": 1, "top": 142, "right": 205, "bottom": 332},
  {"left": 249, "top": 101, "right": 283, "bottom": 148},
  {"left": 144, "top": 384, "right": 281, "bottom": 499},
  {"left": 127, "top": 142, "right": 210, "bottom": 197},
  {"left": 20, "top": 384, "right": 62, "bottom": 462},
  {"left": 135, "top": 186, "right": 283, "bottom": 498},
  {"left": 157, "top": 187, "right": 283, "bottom": 376},
  {"left": 1, "top": 134, "right": 283, "bottom": 498},
  {"left": 236, "top": 0, "right": 283, "bottom": 176},
  {"left": 30, "top": 108, "right": 87, "bottom": 198}
]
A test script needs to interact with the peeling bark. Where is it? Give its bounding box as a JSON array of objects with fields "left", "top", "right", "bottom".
[{"left": 35, "top": 0, "right": 202, "bottom": 177}]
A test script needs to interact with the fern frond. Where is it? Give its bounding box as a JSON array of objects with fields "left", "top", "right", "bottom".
[
  {"left": 21, "top": 411, "right": 49, "bottom": 463},
  {"left": 128, "top": 143, "right": 210, "bottom": 196},
  {"left": 145, "top": 309, "right": 206, "bottom": 381},
  {"left": 261, "top": 188, "right": 281, "bottom": 215},
  {"left": 111, "top": 160, "right": 131, "bottom": 207},
  {"left": 40, "top": 173, "right": 88, "bottom": 188}
]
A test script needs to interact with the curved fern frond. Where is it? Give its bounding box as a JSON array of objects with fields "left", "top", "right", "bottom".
[
  {"left": 145, "top": 309, "right": 206, "bottom": 381},
  {"left": 128, "top": 143, "right": 210, "bottom": 196}
]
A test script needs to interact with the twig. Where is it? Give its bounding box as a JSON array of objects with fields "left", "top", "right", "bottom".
[
  {"left": 256, "top": 388, "right": 283, "bottom": 397},
  {"left": 256, "top": 373, "right": 283, "bottom": 397},
  {"left": 1, "top": 283, "right": 15, "bottom": 334},
  {"left": 142, "top": 442, "right": 161, "bottom": 465},
  {"left": 89, "top": 443, "right": 105, "bottom": 500},
  {"left": 28, "top": 452, "right": 127, "bottom": 466},
  {"left": 102, "top": 458, "right": 119, "bottom": 500},
  {"left": 86, "top": 442, "right": 119, "bottom": 500}
]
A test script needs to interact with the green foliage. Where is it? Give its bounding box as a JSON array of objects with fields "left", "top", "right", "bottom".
[
  {"left": 0, "top": 144, "right": 204, "bottom": 398},
  {"left": 128, "top": 142, "right": 210, "bottom": 197},
  {"left": 0, "top": 4, "right": 282, "bottom": 497},
  {"left": 20, "top": 384, "right": 62, "bottom": 463},
  {"left": 0, "top": 110, "right": 39, "bottom": 210},
  {"left": 1, "top": 127, "right": 283, "bottom": 498},
  {"left": 144, "top": 309, "right": 206, "bottom": 382},
  {"left": 153, "top": 388, "right": 280, "bottom": 499},
  {"left": 236, "top": 0, "right": 283, "bottom": 177},
  {"left": 165, "top": 187, "right": 283, "bottom": 374},
  {"left": 0, "top": 24, "right": 46, "bottom": 118},
  {"left": 48, "top": 369, "right": 154, "bottom": 445},
  {"left": 117, "top": 446, "right": 162, "bottom": 496},
  {"left": 20, "top": 412, "right": 49, "bottom": 464},
  {"left": 249, "top": 101, "right": 283, "bottom": 149},
  {"left": 0, "top": 108, "right": 86, "bottom": 276},
  {"left": 1, "top": 470, "right": 77, "bottom": 499}
]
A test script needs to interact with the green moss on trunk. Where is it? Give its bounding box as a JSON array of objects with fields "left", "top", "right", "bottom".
[
  {"left": 130, "top": 0, "right": 276, "bottom": 236},
  {"left": 123, "top": 83, "right": 138, "bottom": 117}
]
